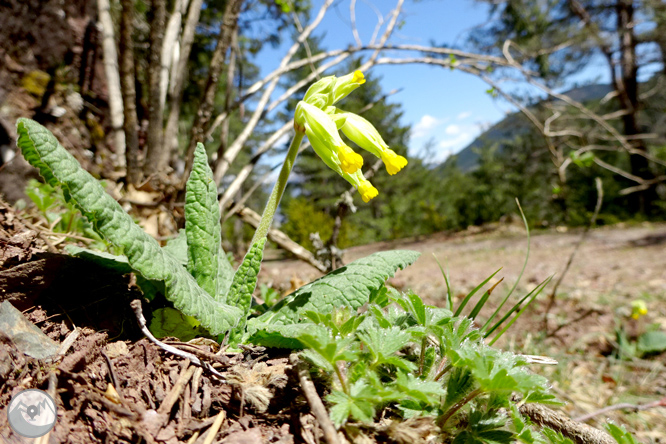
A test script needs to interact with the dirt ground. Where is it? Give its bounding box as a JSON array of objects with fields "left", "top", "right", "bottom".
[
  {"left": 261, "top": 222, "right": 666, "bottom": 439},
  {"left": 262, "top": 222, "right": 666, "bottom": 305}
]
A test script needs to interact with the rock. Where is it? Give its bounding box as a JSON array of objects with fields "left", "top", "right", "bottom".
[{"left": 0, "top": 300, "right": 59, "bottom": 359}]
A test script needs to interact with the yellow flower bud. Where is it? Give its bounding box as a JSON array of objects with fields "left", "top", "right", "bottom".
[
  {"left": 331, "top": 70, "right": 366, "bottom": 104},
  {"left": 358, "top": 180, "right": 378, "bottom": 202},
  {"left": 630, "top": 300, "right": 648, "bottom": 320},
  {"left": 381, "top": 149, "right": 408, "bottom": 175},
  {"left": 337, "top": 145, "right": 363, "bottom": 174}
]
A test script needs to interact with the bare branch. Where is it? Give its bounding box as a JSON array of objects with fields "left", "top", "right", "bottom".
[{"left": 212, "top": 0, "right": 336, "bottom": 183}]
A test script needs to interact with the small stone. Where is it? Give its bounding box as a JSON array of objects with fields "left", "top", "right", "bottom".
[{"left": 0, "top": 301, "right": 59, "bottom": 359}]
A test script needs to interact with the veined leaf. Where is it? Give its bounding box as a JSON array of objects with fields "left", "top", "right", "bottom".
[
  {"left": 256, "top": 250, "right": 420, "bottom": 325},
  {"left": 164, "top": 229, "right": 235, "bottom": 298},
  {"left": 227, "top": 238, "right": 267, "bottom": 324},
  {"left": 16, "top": 118, "right": 242, "bottom": 335},
  {"left": 185, "top": 143, "right": 221, "bottom": 299}
]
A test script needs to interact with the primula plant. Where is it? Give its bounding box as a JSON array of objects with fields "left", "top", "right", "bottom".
[{"left": 14, "top": 71, "right": 635, "bottom": 443}]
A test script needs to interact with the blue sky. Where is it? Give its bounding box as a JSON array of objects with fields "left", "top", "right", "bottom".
[{"left": 250, "top": 0, "right": 618, "bottom": 162}]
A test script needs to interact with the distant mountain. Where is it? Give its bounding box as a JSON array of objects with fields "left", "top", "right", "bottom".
[{"left": 452, "top": 84, "right": 614, "bottom": 171}]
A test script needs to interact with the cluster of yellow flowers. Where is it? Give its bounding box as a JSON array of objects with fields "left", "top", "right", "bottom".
[
  {"left": 294, "top": 71, "right": 408, "bottom": 202},
  {"left": 630, "top": 300, "right": 648, "bottom": 320}
]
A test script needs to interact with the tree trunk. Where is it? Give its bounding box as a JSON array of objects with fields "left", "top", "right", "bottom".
[
  {"left": 181, "top": 0, "right": 243, "bottom": 186},
  {"left": 163, "top": 0, "right": 204, "bottom": 164},
  {"left": 97, "top": 0, "right": 126, "bottom": 169},
  {"left": 119, "top": 0, "right": 141, "bottom": 185},
  {"left": 617, "top": 0, "right": 656, "bottom": 213},
  {"left": 143, "top": 0, "right": 167, "bottom": 177},
  {"left": 160, "top": 0, "right": 186, "bottom": 109}
]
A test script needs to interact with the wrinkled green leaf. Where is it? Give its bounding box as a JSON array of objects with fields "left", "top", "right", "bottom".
[
  {"left": 16, "top": 118, "right": 242, "bottom": 335},
  {"left": 256, "top": 250, "right": 420, "bottom": 325},
  {"left": 185, "top": 143, "right": 221, "bottom": 299},
  {"left": 227, "top": 238, "right": 266, "bottom": 323}
]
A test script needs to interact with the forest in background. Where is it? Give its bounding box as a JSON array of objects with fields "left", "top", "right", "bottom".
[{"left": 1, "top": 0, "right": 665, "bottom": 264}]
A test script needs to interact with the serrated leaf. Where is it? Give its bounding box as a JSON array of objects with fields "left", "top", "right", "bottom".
[
  {"left": 227, "top": 238, "right": 266, "bottom": 324},
  {"left": 357, "top": 326, "right": 412, "bottom": 369},
  {"left": 393, "top": 371, "right": 445, "bottom": 405},
  {"left": 257, "top": 250, "right": 420, "bottom": 325},
  {"left": 605, "top": 424, "right": 639, "bottom": 444},
  {"left": 185, "top": 143, "right": 221, "bottom": 299},
  {"left": 445, "top": 366, "right": 475, "bottom": 409},
  {"left": 16, "top": 118, "right": 242, "bottom": 335}
]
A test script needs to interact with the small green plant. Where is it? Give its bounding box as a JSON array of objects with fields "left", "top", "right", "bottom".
[
  {"left": 23, "top": 178, "right": 108, "bottom": 250},
  {"left": 14, "top": 70, "right": 638, "bottom": 442}
]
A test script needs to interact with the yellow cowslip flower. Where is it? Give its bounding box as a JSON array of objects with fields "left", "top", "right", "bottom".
[
  {"left": 331, "top": 70, "right": 366, "bottom": 104},
  {"left": 337, "top": 145, "right": 364, "bottom": 174},
  {"left": 305, "top": 123, "right": 378, "bottom": 203},
  {"left": 292, "top": 70, "right": 400, "bottom": 203},
  {"left": 630, "top": 300, "right": 648, "bottom": 320},
  {"left": 335, "top": 111, "right": 408, "bottom": 175},
  {"left": 343, "top": 170, "right": 379, "bottom": 203},
  {"left": 381, "top": 149, "right": 409, "bottom": 175},
  {"left": 298, "top": 102, "right": 363, "bottom": 174}
]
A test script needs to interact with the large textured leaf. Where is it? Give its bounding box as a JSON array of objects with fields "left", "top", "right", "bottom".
[
  {"left": 255, "top": 250, "right": 420, "bottom": 326},
  {"left": 185, "top": 143, "right": 220, "bottom": 299},
  {"left": 165, "top": 229, "right": 234, "bottom": 298},
  {"left": 227, "top": 238, "right": 266, "bottom": 323},
  {"left": 16, "top": 118, "right": 242, "bottom": 335}
]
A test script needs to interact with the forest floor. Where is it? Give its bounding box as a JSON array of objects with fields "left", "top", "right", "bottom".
[
  {"left": 261, "top": 222, "right": 666, "bottom": 440},
  {"left": 1, "top": 206, "right": 665, "bottom": 443}
]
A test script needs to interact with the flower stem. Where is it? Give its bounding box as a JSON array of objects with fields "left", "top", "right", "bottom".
[{"left": 251, "top": 129, "right": 305, "bottom": 243}]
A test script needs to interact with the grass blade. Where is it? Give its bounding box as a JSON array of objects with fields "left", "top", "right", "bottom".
[
  {"left": 488, "top": 276, "right": 552, "bottom": 345},
  {"left": 453, "top": 268, "right": 502, "bottom": 317},
  {"left": 482, "top": 199, "right": 531, "bottom": 328},
  {"left": 468, "top": 277, "right": 504, "bottom": 320},
  {"left": 434, "top": 254, "right": 453, "bottom": 311}
]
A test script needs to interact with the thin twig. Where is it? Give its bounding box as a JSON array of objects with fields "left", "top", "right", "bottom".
[
  {"left": 290, "top": 354, "right": 341, "bottom": 444},
  {"left": 130, "top": 299, "right": 225, "bottom": 379},
  {"left": 574, "top": 396, "right": 666, "bottom": 422},
  {"left": 202, "top": 410, "right": 227, "bottom": 444},
  {"left": 102, "top": 349, "right": 123, "bottom": 398},
  {"left": 543, "top": 178, "right": 603, "bottom": 333}
]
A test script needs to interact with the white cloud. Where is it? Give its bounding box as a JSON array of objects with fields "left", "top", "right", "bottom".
[
  {"left": 438, "top": 132, "right": 473, "bottom": 150},
  {"left": 456, "top": 111, "right": 472, "bottom": 120},
  {"left": 411, "top": 114, "right": 446, "bottom": 139},
  {"left": 445, "top": 124, "right": 461, "bottom": 135}
]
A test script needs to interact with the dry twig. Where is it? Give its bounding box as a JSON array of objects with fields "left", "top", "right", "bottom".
[{"left": 290, "top": 354, "right": 341, "bottom": 444}]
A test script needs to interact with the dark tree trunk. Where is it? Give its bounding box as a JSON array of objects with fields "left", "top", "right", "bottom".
[
  {"left": 143, "top": 0, "right": 167, "bottom": 178},
  {"left": 119, "top": 0, "right": 141, "bottom": 185},
  {"left": 617, "top": 0, "right": 657, "bottom": 214}
]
